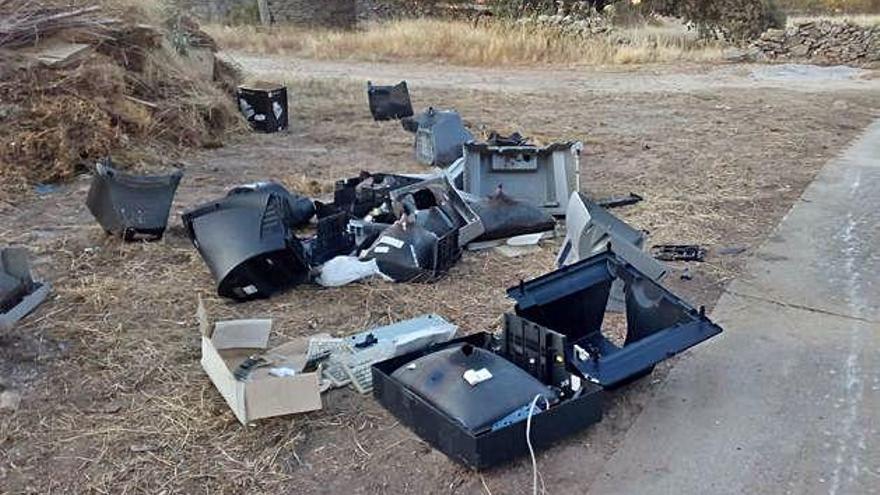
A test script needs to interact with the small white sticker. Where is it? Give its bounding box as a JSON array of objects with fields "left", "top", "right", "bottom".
[
  {"left": 269, "top": 367, "right": 297, "bottom": 377},
  {"left": 374, "top": 246, "right": 390, "bottom": 254},
  {"left": 378, "top": 236, "right": 404, "bottom": 249},
  {"left": 242, "top": 285, "right": 258, "bottom": 295},
  {"left": 254, "top": 114, "right": 266, "bottom": 121},
  {"left": 463, "top": 368, "right": 493, "bottom": 386}
]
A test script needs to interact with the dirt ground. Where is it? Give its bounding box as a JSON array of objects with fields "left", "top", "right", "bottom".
[{"left": 1, "top": 58, "right": 879, "bottom": 494}]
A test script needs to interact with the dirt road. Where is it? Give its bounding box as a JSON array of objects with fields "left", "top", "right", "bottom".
[
  {"left": 2, "top": 56, "right": 879, "bottom": 494},
  {"left": 227, "top": 52, "right": 880, "bottom": 94}
]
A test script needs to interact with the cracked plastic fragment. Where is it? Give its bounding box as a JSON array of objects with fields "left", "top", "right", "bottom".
[
  {"left": 86, "top": 160, "right": 183, "bottom": 241},
  {"left": 0, "top": 248, "right": 50, "bottom": 331},
  {"left": 367, "top": 81, "right": 414, "bottom": 121},
  {"left": 361, "top": 210, "right": 461, "bottom": 283},
  {"left": 228, "top": 181, "right": 315, "bottom": 228},
  {"left": 469, "top": 186, "right": 556, "bottom": 242},
  {"left": 557, "top": 192, "right": 667, "bottom": 311},
  {"left": 462, "top": 140, "right": 582, "bottom": 216},
  {"left": 390, "top": 176, "right": 485, "bottom": 247},
  {"left": 182, "top": 189, "right": 309, "bottom": 301},
  {"left": 507, "top": 249, "right": 722, "bottom": 388},
  {"left": 406, "top": 108, "right": 473, "bottom": 167}
]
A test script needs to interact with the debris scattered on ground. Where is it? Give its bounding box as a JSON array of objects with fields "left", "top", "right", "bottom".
[
  {"left": 469, "top": 186, "right": 557, "bottom": 242},
  {"left": 198, "top": 299, "right": 322, "bottom": 424},
  {"left": 754, "top": 21, "right": 880, "bottom": 67},
  {"left": 460, "top": 139, "right": 582, "bottom": 217},
  {"left": 0, "top": 389, "right": 22, "bottom": 411},
  {"left": 557, "top": 192, "right": 666, "bottom": 312},
  {"left": 313, "top": 314, "right": 457, "bottom": 395},
  {"left": 406, "top": 108, "right": 473, "bottom": 167},
  {"left": 236, "top": 82, "right": 288, "bottom": 133},
  {"left": 652, "top": 244, "right": 708, "bottom": 262},
  {"left": 367, "top": 80, "right": 414, "bottom": 121},
  {"left": 717, "top": 245, "right": 748, "bottom": 256},
  {"left": 86, "top": 159, "right": 183, "bottom": 242},
  {"left": 316, "top": 256, "right": 381, "bottom": 287},
  {"left": 494, "top": 243, "right": 542, "bottom": 258},
  {"left": 0, "top": 247, "right": 51, "bottom": 331},
  {"left": 373, "top": 246, "right": 724, "bottom": 469},
  {"left": 596, "top": 192, "right": 644, "bottom": 209},
  {"left": 182, "top": 183, "right": 311, "bottom": 300}
]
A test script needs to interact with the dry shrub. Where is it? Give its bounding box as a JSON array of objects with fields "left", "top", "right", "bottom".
[
  {"left": 672, "top": 0, "right": 787, "bottom": 39},
  {"left": 207, "top": 18, "right": 723, "bottom": 67},
  {"left": 0, "top": 0, "right": 244, "bottom": 188}
]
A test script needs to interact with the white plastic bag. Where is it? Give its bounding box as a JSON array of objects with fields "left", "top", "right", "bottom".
[{"left": 316, "top": 256, "right": 381, "bottom": 287}]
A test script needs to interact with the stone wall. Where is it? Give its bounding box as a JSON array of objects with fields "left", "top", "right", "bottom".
[
  {"left": 753, "top": 21, "right": 880, "bottom": 67},
  {"left": 264, "top": 0, "right": 356, "bottom": 27},
  {"left": 176, "top": 0, "right": 397, "bottom": 27},
  {"left": 175, "top": 0, "right": 251, "bottom": 22}
]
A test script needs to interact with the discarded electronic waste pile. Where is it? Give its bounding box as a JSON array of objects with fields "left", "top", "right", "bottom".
[{"left": 62, "top": 79, "right": 724, "bottom": 470}]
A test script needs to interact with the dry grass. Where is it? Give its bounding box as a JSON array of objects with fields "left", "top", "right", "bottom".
[
  {"left": 788, "top": 13, "right": 880, "bottom": 24},
  {"left": 3, "top": 72, "right": 878, "bottom": 492},
  {"left": 206, "top": 18, "right": 725, "bottom": 67},
  {"left": 0, "top": 0, "right": 243, "bottom": 190}
]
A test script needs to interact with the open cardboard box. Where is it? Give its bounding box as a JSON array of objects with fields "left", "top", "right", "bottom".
[{"left": 198, "top": 301, "right": 321, "bottom": 424}]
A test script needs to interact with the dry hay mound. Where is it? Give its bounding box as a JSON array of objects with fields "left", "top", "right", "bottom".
[
  {"left": 753, "top": 21, "right": 880, "bottom": 67},
  {"left": 0, "top": 0, "right": 243, "bottom": 187}
]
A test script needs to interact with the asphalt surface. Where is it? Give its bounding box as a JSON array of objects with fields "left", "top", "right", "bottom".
[{"left": 588, "top": 121, "right": 880, "bottom": 494}]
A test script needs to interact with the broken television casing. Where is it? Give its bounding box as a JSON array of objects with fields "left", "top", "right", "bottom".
[
  {"left": 237, "top": 83, "right": 288, "bottom": 133},
  {"left": 182, "top": 186, "right": 310, "bottom": 301},
  {"left": 373, "top": 248, "right": 722, "bottom": 469},
  {"left": 0, "top": 247, "right": 50, "bottom": 331},
  {"left": 459, "top": 141, "right": 582, "bottom": 217},
  {"left": 557, "top": 192, "right": 667, "bottom": 312},
  {"left": 86, "top": 160, "right": 183, "bottom": 242},
  {"left": 367, "top": 81, "right": 414, "bottom": 121},
  {"left": 407, "top": 108, "right": 473, "bottom": 167}
]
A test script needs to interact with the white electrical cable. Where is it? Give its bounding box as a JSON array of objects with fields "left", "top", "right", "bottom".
[{"left": 526, "top": 393, "right": 550, "bottom": 495}]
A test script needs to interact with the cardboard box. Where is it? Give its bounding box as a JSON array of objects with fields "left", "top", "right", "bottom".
[{"left": 198, "top": 302, "right": 321, "bottom": 424}]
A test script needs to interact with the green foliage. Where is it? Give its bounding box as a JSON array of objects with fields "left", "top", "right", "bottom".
[
  {"left": 775, "top": 0, "right": 880, "bottom": 13},
  {"left": 667, "top": 0, "right": 787, "bottom": 40}
]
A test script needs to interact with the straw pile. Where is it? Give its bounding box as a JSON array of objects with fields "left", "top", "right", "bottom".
[{"left": 0, "top": 0, "right": 243, "bottom": 188}]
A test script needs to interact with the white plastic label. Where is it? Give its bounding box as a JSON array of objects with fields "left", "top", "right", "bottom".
[
  {"left": 463, "top": 368, "right": 493, "bottom": 386},
  {"left": 378, "top": 236, "right": 404, "bottom": 249}
]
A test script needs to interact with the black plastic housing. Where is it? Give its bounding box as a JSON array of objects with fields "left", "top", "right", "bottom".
[
  {"left": 227, "top": 181, "right": 315, "bottom": 228},
  {"left": 367, "top": 81, "right": 414, "bottom": 121},
  {"left": 507, "top": 250, "right": 723, "bottom": 387},
  {"left": 182, "top": 191, "right": 309, "bottom": 301},
  {"left": 86, "top": 161, "right": 183, "bottom": 242},
  {"left": 333, "top": 172, "right": 422, "bottom": 220},
  {"left": 372, "top": 333, "right": 604, "bottom": 470},
  {"left": 237, "top": 84, "right": 288, "bottom": 133},
  {"left": 306, "top": 205, "right": 356, "bottom": 266}
]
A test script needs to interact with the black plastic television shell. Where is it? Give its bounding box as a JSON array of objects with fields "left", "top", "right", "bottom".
[
  {"left": 411, "top": 108, "right": 473, "bottom": 167},
  {"left": 507, "top": 250, "right": 723, "bottom": 387},
  {"left": 367, "top": 81, "right": 414, "bottom": 121},
  {"left": 237, "top": 84, "right": 288, "bottom": 133},
  {"left": 182, "top": 191, "right": 309, "bottom": 301},
  {"left": 86, "top": 161, "right": 183, "bottom": 241},
  {"left": 306, "top": 206, "right": 356, "bottom": 266},
  {"left": 227, "top": 181, "right": 315, "bottom": 228},
  {"left": 372, "top": 333, "right": 604, "bottom": 470}
]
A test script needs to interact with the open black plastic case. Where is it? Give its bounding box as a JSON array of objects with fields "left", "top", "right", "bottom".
[
  {"left": 372, "top": 249, "right": 723, "bottom": 469},
  {"left": 372, "top": 332, "right": 604, "bottom": 470}
]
